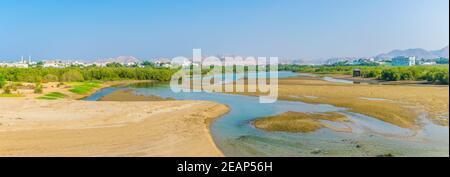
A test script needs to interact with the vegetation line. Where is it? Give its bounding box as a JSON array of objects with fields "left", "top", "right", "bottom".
[{"left": 279, "top": 65, "right": 449, "bottom": 84}]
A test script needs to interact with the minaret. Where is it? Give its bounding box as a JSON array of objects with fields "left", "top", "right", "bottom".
[{"left": 28, "top": 56, "right": 32, "bottom": 64}]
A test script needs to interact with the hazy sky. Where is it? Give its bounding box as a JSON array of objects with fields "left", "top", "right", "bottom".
[{"left": 0, "top": 0, "right": 448, "bottom": 61}]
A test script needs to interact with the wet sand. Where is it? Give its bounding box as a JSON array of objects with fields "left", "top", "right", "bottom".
[{"left": 0, "top": 98, "right": 229, "bottom": 156}]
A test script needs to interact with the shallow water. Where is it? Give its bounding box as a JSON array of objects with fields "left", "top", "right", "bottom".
[
  {"left": 295, "top": 72, "right": 356, "bottom": 84},
  {"left": 84, "top": 71, "right": 449, "bottom": 157},
  {"left": 358, "top": 97, "right": 389, "bottom": 101},
  {"left": 322, "top": 76, "right": 355, "bottom": 84}
]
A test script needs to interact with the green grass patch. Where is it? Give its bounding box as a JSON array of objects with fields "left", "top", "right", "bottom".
[
  {"left": 37, "top": 92, "right": 68, "bottom": 100},
  {"left": 37, "top": 96, "right": 59, "bottom": 100},
  {"left": 0, "top": 93, "right": 24, "bottom": 97},
  {"left": 68, "top": 82, "right": 101, "bottom": 94}
]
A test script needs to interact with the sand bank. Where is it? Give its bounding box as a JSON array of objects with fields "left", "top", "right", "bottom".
[
  {"left": 253, "top": 112, "right": 352, "bottom": 133},
  {"left": 99, "top": 89, "right": 174, "bottom": 101},
  {"left": 0, "top": 98, "right": 229, "bottom": 156}
]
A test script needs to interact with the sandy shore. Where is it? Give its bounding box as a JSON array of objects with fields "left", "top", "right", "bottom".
[{"left": 0, "top": 98, "right": 229, "bottom": 156}]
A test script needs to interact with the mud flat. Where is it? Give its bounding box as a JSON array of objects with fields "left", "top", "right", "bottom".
[
  {"left": 79, "top": 72, "right": 448, "bottom": 156},
  {"left": 253, "top": 112, "right": 352, "bottom": 133},
  {"left": 232, "top": 76, "right": 449, "bottom": 129}
]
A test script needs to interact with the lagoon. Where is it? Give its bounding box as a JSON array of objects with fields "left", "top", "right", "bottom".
[{"left": 85, "top": 71, "right": 449, "bottom": 156}]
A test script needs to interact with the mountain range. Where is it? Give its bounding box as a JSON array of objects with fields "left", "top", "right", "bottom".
[
  {"left": 95, "top": 46, "right": 450, "bottom": 64},
  {"left": 375, "top": 46, "right": 449, "bottom": 60}
]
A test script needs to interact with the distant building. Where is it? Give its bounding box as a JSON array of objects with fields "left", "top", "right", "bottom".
[
  {"left": 0, "top": 56, "right": 31, "bottom": 68},
  {"left": 392, "top": 56, "right": 416, "bottom": 66},
  {"left": 420, "top": 62, "right": 437, "bottom": 66},
  {"left": 154, "top": 58, "right": 173, "bottom": 68},
  {"left": 43, "top": 60, "right": 64, "bottom": 68},
  {"left": 0, "top": 62, "right": 29, "bottom": 68}
]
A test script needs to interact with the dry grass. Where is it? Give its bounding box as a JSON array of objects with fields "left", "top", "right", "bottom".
[{"left": 253, "top": 112, "right": 351, "bottom": 133}]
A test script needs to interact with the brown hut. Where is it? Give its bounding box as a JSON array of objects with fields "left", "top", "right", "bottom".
[{"left": 353, "top": 69, "right": 361, "bottom": 77}]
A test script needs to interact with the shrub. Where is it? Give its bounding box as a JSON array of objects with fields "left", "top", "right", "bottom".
[
  {"left": 34, "top": 83, "right": 43, "bottom": 94},
  {"left": 10, "top": 83, "right": 18, "bottom": 91},
  {"left": 43, "top": 74, "right": 59, "bottom": 82},
  {"left": 381, "top": 69, "right": 401, "bottom": 81},
  {"left": 0, "top": 67, "right": 177, "bottom": 82},
  {"left": 3, "top": 84, "right": 12, "bottom": 94},
  {"left": 61, "top": 70, "right": 84, "bottom": 82},
  {"left": 399, "top": 70, "right": 414, "bottom": 80},
  {"left": 57, "top": 82, "right": 64, "bottom": 87},
  {"left": 434, "top": 71, "right": 449, "bottom": 84},
  {"left": 279, "top": 64, "right": 449, "bottom": 83},
  {"left": 362, "top": 69, "right": 381, "bottom": 78},
  {"left": 106, "top": 62, "right": 123, "bottom": 68},
  {"left": 0, "top": 74, "right": 6, "bottom": 89},
  {"left": 422, "top": 71, "right": 436, "bottom": 82}
]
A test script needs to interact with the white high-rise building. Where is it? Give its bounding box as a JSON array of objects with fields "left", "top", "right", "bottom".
[{"left": 392, "top": 56, "right": 416, "bottom": 66}]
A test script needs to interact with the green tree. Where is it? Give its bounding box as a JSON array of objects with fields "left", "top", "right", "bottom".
[
  {"left": 43, "top": 74, "right": 59, "bottom": 82},
  {"left": 36, "top": 61, "right": 44, "bottom": 67},
  {"left": 434, "top": 71, "right": 449, "bottom": 84},
  {"left": 106, "top": 62, "right": 123, "bottom": 68},
  {"left": 141, "top": 61, "right": 154, "bottom": 67},
  {"left": 381, "top": 69, "right": 401, "bottom": 81},
  {"left": 61, "top": 70, "right": 84, "bottom": 82}
]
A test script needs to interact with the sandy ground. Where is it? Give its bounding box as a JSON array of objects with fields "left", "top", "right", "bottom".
[
  {"left": 16, "top": 80, "right": 149, "bottom": 100},
  {"left": 0, "top": 81, "right": 230, "bottom": 156}
]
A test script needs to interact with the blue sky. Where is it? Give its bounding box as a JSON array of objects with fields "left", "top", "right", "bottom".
[{"left": 0, "top": 0, "right": 448, "bottom": 61}]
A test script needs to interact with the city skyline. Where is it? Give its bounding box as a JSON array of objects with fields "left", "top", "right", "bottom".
[
  {"left": 0, "top": 0, "right": 449, "bottom": 60},
  {"left": 1, "top": 45, "right": 448, "bottom": 63}
]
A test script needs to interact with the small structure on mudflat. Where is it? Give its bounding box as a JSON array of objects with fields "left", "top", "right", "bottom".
[{"left": 353, "top": 69, "right": 361, "bottom": 77}]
